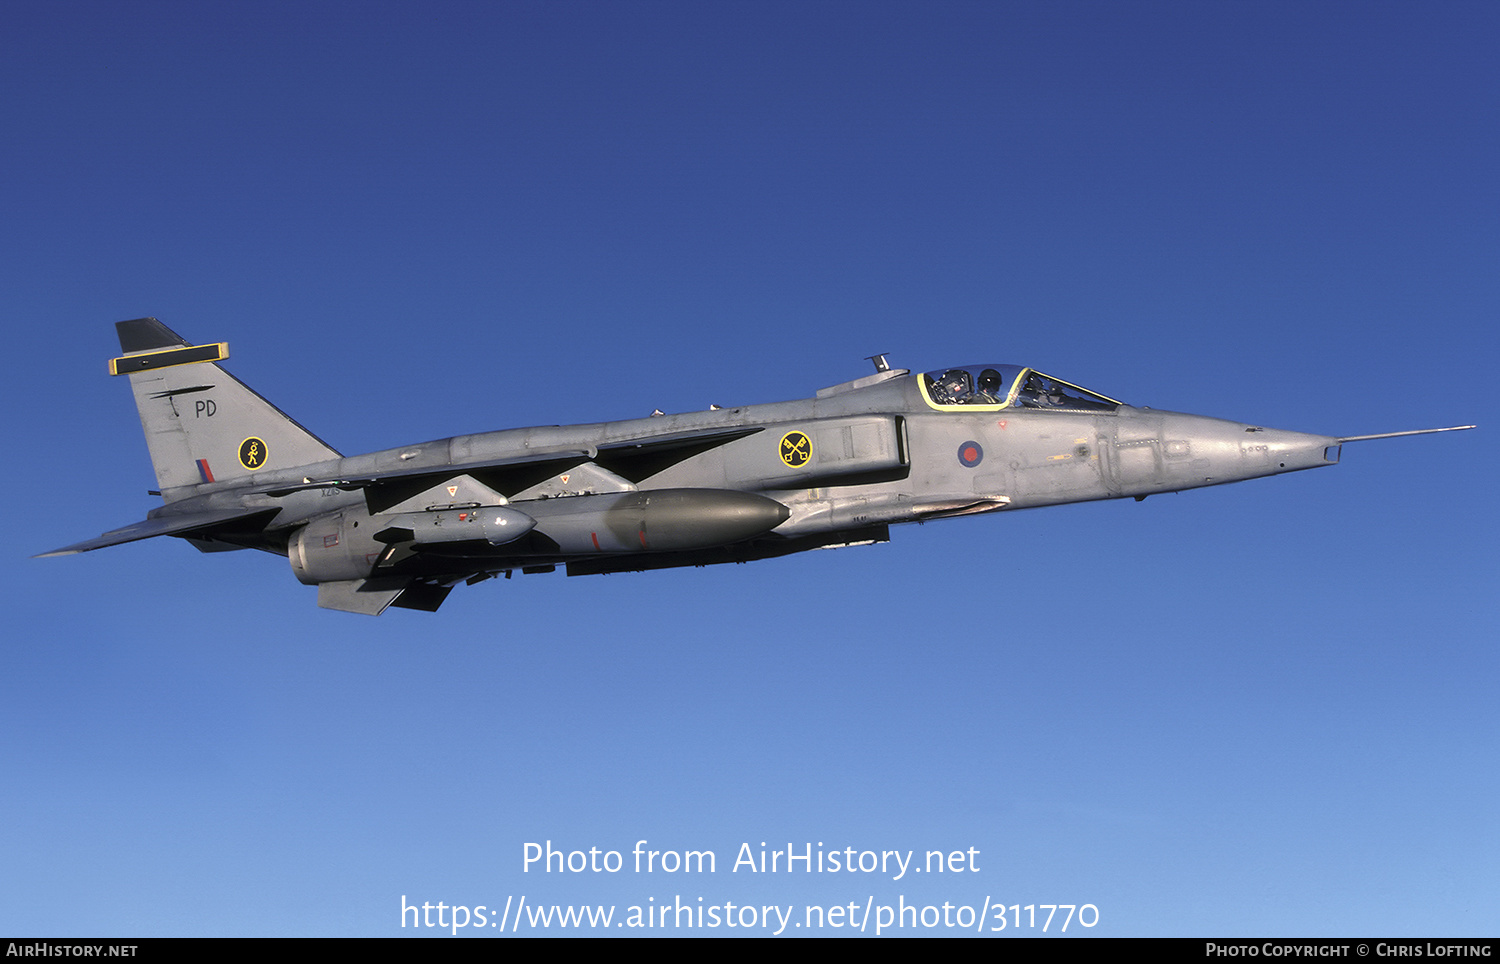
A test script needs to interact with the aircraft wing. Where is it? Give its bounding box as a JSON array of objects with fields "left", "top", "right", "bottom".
[
  {"left": 596, "top": 426, "right": 763, "bottom": 455},
  {"left": 41, "top": 428, "right": 770, "bottom": 557},
  {"left": 256, "top": 427, "right": 766, "bottom": 509},
  {"left": 255, "top": 449, "right": 600, "bottom": 497},
  {"left": 35, "top": 506, "right": 277, "bottom": 557}
]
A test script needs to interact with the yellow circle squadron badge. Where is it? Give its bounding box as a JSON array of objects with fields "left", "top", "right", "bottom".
[
  {"left": 779, "top": 430, "right": 811, "bottom": 468},
  {"left": 238, "top": 436, "right": 268, "bottom": 470}
]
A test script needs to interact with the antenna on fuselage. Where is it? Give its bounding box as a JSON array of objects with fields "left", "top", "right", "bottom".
[{"left": 867, "top": 353, "right": 891, "bottom": 373}]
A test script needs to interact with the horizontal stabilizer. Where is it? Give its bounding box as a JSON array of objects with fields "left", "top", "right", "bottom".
[
  {"left": 35, "top": 507, "right": 275, "bottom": 557},
  {"left": 315, "top": 578, "right": 453, "bottom": 615},
  {"left": 317, "top": 579, "right": 403, "bottom": 615}
]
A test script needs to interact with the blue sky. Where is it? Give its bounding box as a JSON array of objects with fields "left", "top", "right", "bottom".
[{"left": 4, "top": 0, "right": 1496, "bottom": 937}]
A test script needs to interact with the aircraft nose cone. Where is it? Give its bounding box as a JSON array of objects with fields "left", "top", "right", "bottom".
[
  {"left": 1237, "top": 425, "right": 1342, "bottom": 474},
  {"left": 1119, "top": 411, "right": 1342, "bottom": 496}
]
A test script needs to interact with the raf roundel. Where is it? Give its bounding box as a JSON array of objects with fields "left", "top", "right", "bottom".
[
  {"left": 238, "top": 436, "right": 268, "bottom": 470},
  {"left": 958, "top": 440, "right": 983, "bottom": 468}
]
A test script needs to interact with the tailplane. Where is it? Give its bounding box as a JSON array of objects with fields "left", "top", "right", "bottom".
[{"left": 111, "top": 318, "right": 340, "bottom": 497}]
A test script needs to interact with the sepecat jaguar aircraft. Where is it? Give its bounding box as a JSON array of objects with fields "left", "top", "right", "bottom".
[{"left": 39, "top": 318, "right": 1474, "bottom": 614}]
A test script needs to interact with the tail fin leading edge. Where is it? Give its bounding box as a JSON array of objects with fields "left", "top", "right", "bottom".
[{"left": 111, "top": 318, "right": 341, "bottom": 496}]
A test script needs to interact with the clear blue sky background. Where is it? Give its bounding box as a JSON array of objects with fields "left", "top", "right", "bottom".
[{"left": 4, "top": 0, "right": 1495, "bottom": 937}]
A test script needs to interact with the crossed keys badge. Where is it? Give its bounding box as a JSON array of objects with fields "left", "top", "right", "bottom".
[{"left": 779, "top": 430, "right": 811, "bottom": 468}]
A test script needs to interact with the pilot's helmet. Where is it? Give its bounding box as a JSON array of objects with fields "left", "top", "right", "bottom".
[
  {"left": 934, "top": 369, "right": 970, "bottom": 402},
  {"left": 978, "top": 368, "right": 1003, "bottom": 396}
]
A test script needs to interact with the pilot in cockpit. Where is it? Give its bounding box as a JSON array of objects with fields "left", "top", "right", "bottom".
[
  {"left": 974, "top": 368, "right": 1005, "bottom": 403},
  {"left": 1016, "top": 372, "right": 1048, "bottom": 407}
]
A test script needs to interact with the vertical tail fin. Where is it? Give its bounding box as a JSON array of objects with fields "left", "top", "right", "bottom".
[{"left": 111, "top": 318, "right": 341, "bottom": 498}]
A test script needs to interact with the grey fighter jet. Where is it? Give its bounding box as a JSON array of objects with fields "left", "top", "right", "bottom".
[{"left": 40, "top": 319, "right": 1475, "bottom": 615}]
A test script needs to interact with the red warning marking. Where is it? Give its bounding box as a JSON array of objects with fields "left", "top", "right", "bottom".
[
  {"left": 591, "top": 532, "right": 600, "bottom": 551},
  {"left": 639, "top": 529, "right": 648, "bottom": 548},
  {"left": 997, "top": 420, "right": 1008, "bottom": 429}
]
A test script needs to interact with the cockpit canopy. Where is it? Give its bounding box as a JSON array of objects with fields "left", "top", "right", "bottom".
[{"left": 919, "top": 364, "right": 1121, "bottom": 412}]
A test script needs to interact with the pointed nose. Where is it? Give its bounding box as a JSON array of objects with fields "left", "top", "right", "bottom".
[
  {"left": 1113, "top": 409, "right": 1341, "bottom": 496},
  {"left": 1242, "top": 425, "right": 1342, "bottom": 474}
]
